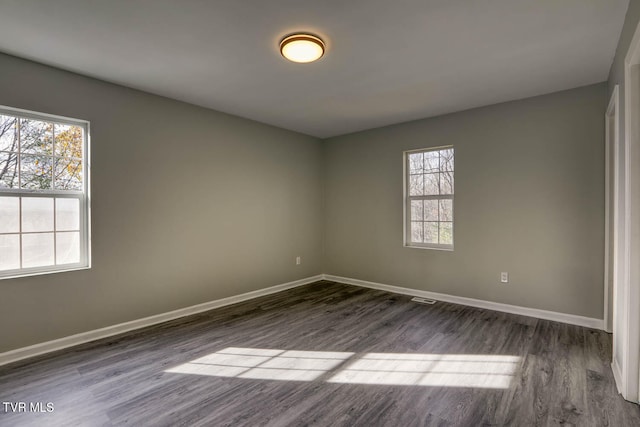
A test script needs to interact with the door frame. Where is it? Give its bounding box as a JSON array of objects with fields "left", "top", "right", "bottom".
[{"left": 604, "top": 85, "right": 618, "bottom": 335}]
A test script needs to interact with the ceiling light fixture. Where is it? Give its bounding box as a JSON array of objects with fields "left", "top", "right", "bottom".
[{"left": 280, "top": 33, "right": 325, "bottom": 63}]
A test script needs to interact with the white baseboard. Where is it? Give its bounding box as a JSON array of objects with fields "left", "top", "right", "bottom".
[
  {"left": 322, "top": 274, "right": 604, "bottom": 330},
  {"left": 0, "top": 273, "right": 606, "bottom": 367},
  {"left": 0, "top": 275, "right": 323, "bottom": 367}
]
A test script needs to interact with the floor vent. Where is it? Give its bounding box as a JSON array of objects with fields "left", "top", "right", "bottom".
[{"left": 411, "top": 297, "right": 436, "bottom": 305}]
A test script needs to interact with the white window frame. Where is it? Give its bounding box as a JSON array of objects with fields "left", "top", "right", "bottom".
[
  {"left": 403, "top": 145, "right": 454, "bottom": 250},
  {"left": 0, "top": 105, "right": 91, "bottom": 279}
]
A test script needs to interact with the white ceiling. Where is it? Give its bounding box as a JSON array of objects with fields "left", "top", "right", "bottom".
[{"left": 0, "top": 0, "right": 629, "bottom": 138}]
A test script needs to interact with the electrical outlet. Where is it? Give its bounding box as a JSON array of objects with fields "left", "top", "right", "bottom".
[
  {"left": 500, "top": 272, "right": 509, "bottom": 283},
  {"left": 296, "top": 256, "right": 301, "bottom": 265}
]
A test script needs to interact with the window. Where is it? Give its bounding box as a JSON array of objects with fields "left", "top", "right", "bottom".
[
  {"left": 0, "top": 106, "right": 90, "bottom": 278},
  {"left": 404, "top": 146, "right": 454, "bottom": 249}
]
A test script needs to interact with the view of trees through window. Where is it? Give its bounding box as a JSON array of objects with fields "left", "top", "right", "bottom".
[
  {"left": 0, "top": 115, "right": 83, "bottom": 190},
  {"left": 406, "top": 147, "right": 454, "bottom": 247}
]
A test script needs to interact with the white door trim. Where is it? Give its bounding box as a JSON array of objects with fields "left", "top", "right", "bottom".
[{"left": 604, "top": 85, "right": 618, "bottom": 334}]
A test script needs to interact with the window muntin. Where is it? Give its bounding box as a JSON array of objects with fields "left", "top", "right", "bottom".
[
  {"left": 405, "top": 146, "right": 454, "bottom": 249},
  {"left": 0, "top": 106, "right": 89, "bottom": 278}
]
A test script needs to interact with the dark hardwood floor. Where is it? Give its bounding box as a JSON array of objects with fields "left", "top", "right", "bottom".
[{"left": 1, "top": 281, "right": 639, "bottom": 426}]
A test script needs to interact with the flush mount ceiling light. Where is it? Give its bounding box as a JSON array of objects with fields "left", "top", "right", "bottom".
[{"left": 280, "top": 33, "right": 325, "bottom": 63}]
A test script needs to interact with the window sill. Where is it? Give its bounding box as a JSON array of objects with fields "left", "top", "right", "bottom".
[
  {"left": 404, "top": 244, "right": 454, "bottom": 251},
  {"left": 0, "top": 265, "right": 91, "bottom": 280}
]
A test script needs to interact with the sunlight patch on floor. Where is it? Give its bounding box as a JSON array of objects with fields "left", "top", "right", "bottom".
[
  {"left": 326, "top": 353, "right": 520, "bottom": 388},
  {"left": 165, "top": 347, "right": 354, "bottom": 382},
  {"left": 165, "top": 347, "right": 520, "bottom": 388}
]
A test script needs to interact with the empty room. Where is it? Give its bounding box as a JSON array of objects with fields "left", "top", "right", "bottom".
[{"left": 1, "top": 1, "right": 640, "bottom": 426}]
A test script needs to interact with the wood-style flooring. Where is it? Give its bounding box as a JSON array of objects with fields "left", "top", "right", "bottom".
[{"left": 0, "top": 281, "right": 639, "bottom": 426}]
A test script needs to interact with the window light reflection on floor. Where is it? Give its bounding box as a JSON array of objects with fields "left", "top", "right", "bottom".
[
  {"left": 326, "top": 353, "right": 520, "bottom": 389},
  {"left": 165, "top": 347, "right": 355, "bottom": 382},
  {"left": 164, "top": 347, "right": 520, "bottom": 389}
]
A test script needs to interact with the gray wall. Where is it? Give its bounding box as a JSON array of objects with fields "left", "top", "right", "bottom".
[
  {"left": 324, "top": 84, "right": 607, "bottom": 318},
  {"left": 607, "top": 0, "right": 640, "bottom": 381},
  {"left": 0, "top": 53, "right": 324, "bottom": 353}
]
